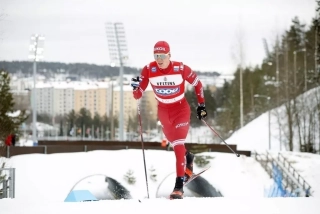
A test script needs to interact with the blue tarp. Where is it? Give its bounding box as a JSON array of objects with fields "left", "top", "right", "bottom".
[
  {"left": 265, "top": 164, "right": 297, "bottom": 197},
  {"left": 64, "top": 190, "right": 98, "bottom": 202}
]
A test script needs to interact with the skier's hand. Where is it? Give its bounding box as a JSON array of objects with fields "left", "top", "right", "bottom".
[
  {"left": 196, "top": 103, "right": 207, "bottom": 120},
  {"left": 133, "top": 89, "right": 143, "bottom": 100},
  {"left": 131, "top": 76, "right": 142, "bottom": 90},
  {"left": 131, "top": 76, "right": 143, "bottom": 99}
]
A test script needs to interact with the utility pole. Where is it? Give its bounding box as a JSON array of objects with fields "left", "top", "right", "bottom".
[
  {"left": 240, "top": 65, "right": 244, "bottom": 128},
  {"left": 110, "top": 81, "right": 114, "bottom": 140},
  {"left": 254, "top": 94, "right": 271, "bottom": 150},
  {"left": 303, "top": 27, "right": 308, "bottom": 92},
  {"left": 239, "top": 40, "right": 244, "bottom": 128},
  {"left": 304, "top": 47, "right": 307, "bottom": 92},
  {"left": 275, "top": 36, "right": 280, "bottom": 106},
  {"left": 275, "top": 36, "right": 282, "bottom": 150},
  {"left": 293, "top": 50, "right": 297, "bottom": 94},
  {"left": 285, "top": 38, "right": 289, "bottom": 101},
  {"left": 28, "top": 34, "right": 45, "bottom": 146},
  {"left": 315, "top": 10, "right": 319, "bottom": 78}
]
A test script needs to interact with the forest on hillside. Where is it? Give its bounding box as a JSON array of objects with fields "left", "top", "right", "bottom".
[{"left": 0, "top": 61, "right": 220, "bottom": 80}]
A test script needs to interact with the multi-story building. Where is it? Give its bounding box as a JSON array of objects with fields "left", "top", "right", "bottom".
[
  {"left": 36, "top": 83, "right": 54, "bottom": 115},
  {"left": 26, "top": 79, "right": 171, "bottom": 132},
  {"left": 34, "top": 82, "right": 74, "bottom": 116},
  {"left": 112, "top": 84, "right": 157, "bottom": 130},
  {"left": 73, "top": 82, "right": 109, "bottom": 117},
  {"left": 139, "top": 85, "right": 158, "bottom": 122},
  {"left": 53, "top": 83, "right": 74, "bottom": 116},
  {"left": 33, "top": 81, "right": 111, "bottom": 118}
]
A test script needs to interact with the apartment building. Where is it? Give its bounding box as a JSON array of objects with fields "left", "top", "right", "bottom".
[
  {"left": 112, "top": 85, "right": 141, "bottom": 124},
  {"left": 112, "top": 84, "right": 158, "bottom": 130},
  {"left": 53, "top": 83, "right": 74, "bottom": 116},
  {"left": 139, "top": 85, "right": 158, "bottom": 122},
  {"left": 36, "top": 84, "right": 55, "bottom": 115},
  {"left": 34, "top": 81, "right": 109, "bottom": 117},
  {"left": 32, "top": 80, "right": 160, "bottom": 131},
  {"left": 73, "top": 82, "right": 109, "bottom": 117}
]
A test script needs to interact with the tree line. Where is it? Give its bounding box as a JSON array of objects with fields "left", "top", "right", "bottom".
[{"left": 0, "top": 61, "right": 219, "bottom": 80}]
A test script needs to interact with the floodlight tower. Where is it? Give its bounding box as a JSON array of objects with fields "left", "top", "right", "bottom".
[
  {"left": 28, "top": 34, "right": 45, "bottom": 145},
  {"left": 105, "top": 22, "right": 129, "bottom": 141}
]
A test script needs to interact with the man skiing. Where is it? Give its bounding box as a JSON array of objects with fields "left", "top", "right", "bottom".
[{"left": 131, "top": 41, "right": 207, "bottom": 199}]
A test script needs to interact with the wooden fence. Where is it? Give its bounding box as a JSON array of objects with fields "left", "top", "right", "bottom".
[{"left": 0, "top": 140, "right": 251, "bottom": 158}]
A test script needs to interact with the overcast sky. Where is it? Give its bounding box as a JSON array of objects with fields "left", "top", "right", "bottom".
[{"left": 0, "top": 0, "right": 316, "bottom": 74}]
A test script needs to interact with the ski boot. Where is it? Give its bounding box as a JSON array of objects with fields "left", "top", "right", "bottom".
[
  {"left": 184, "top": 150, "right": 194, "bottom": 183},
  {"left": 169, "top": 177, "right": 184, "bottom": 199}
]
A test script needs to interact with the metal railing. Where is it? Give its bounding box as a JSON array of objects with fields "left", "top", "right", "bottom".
[
  {"left": 0, "top": 168, "right": 15, "bottom": 198},
  {"left": 277, "top": 152, "right": 312, "bottom": 195},
  {"left": 254, "top": 151, "right": 311, "bottom": 197}
]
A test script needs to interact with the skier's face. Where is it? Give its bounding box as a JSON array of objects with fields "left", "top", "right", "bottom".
[{"left": 154, "top": 53, "right": 171, "bottom": 69}]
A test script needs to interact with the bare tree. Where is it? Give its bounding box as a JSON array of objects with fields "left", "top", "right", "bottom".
[{"left": 295, "top": 87, "right": 320, "bottom": 152}]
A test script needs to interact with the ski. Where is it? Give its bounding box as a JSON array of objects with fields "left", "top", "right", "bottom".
[
  {"left": 183, "top": 165, "right": 211, "bottom": 186},
  {"left": 168, "top": 166, "right": 211, "bottom": 200}
]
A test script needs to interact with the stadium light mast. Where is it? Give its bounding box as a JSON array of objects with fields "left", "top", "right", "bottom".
[
  {"left": 105, "top": 22, "right": 129, "bottom": 141},
  {"left": 28, "top": 34, "right": 45, "bottom": 145}
]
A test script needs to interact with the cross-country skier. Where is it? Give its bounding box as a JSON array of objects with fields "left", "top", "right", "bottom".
[{"left": 131, "top": 41, "right": 208, "bottom": 199}]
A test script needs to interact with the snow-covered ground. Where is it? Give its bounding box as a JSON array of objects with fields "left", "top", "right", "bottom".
[
  {"left": 2, "top": 150, "right": 271, "bottom": 201},
  {"left": 226, "top": 86, "right": 320, "bottom": 153},
  {"left": 1, "top": 197, "right": 319, "bottom": 214},
  {"left": 1, "top": 87, "right": 320, "bottom": 213},
  {"left": 1, "top": 150, "right": 319, "bottom": 214}
]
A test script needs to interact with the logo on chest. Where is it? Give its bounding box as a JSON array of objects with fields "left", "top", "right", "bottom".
[
  {"left": 156, "top": 82, "right": 176, "bottom": 86},
  {"left": 155, "top": 87, "right": 180, "bottom": 96},
  {"left": 156, "top": 76, "right": 176, "bottom": 86}
]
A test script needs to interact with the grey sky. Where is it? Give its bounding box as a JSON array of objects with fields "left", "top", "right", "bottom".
[{"left": 0, "top": 0, "right": 316, "bottom": 74}]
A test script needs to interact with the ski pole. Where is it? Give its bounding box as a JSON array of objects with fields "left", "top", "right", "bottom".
[
  {"left": 201, "top": 119, "right": 240, "bottom": 157},
  {"left": 137, "top": 99, "right": 150, "bottom": 198}
]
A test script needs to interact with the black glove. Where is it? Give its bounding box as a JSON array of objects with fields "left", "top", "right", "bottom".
[
  {"left": 131, "top": 76, "right": 141, "bottom": 90},
  {"left": 197, "top": 103, "right": 207, "bottom": 120}
]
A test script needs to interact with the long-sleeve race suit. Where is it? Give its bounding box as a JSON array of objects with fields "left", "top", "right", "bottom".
[{"left": 137, "top": 60, "right": 205, "bottom": 177}]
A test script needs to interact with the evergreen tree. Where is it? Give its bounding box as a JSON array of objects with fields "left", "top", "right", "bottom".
[
  {"left": 194, "top": 155, "right": 211, "bottom": 168},
  {"left": 66, "top": 110, "right": 77, "bottom": 135},
  {"left": 37, "top": 113, "right": 52, "bottom": 125},
  {"left": 0, "top": 70, "right": 27, "bottom": 144},
  {"left": 149, "top": 165, "right": 157, "bottom": 182},
  {"left": 203, "top": 85, "right": 217, "bottom": 120},
  {"left": 185, "top": 86, "right": 216, "bottom": 127},
  {"left": 127, "top": 116, "right": 138, "bottom": 132},
  {"left": 101, "top": 114, "right": 110, "bottom": 138},
  {"left": 75, "top": 108, "right": 92, "bottom": 137},
  {"left": 59, "top": 120, "right": 63, "bottom": 136},
  {"left": 123, "top": 170, "right": 136, "bottom": 185},
  {"left": 92, "top": 112, "right": 101, "bottom": 138}
]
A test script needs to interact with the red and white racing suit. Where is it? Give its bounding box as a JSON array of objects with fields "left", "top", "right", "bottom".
[{"left": 135, "top": 61, "right": 205, "bottom": 177}]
